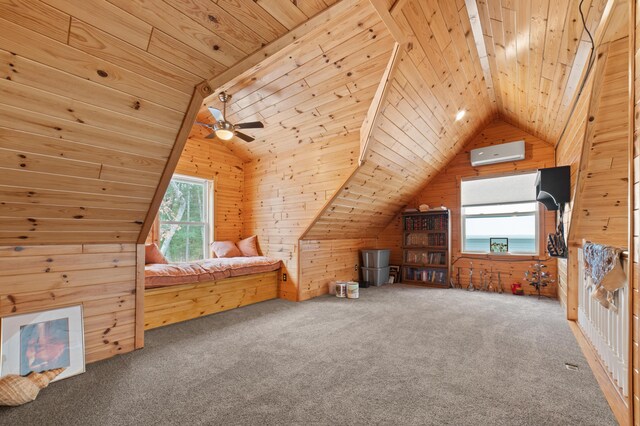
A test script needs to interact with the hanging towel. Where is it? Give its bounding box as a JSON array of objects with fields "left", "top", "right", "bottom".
[{"left": 583, "top": 242, "right": 626, "bottom": 310}]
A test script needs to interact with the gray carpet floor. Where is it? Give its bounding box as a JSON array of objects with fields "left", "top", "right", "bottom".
[{"left": 0, "top": 285, "right": 616, "bottom": 425}]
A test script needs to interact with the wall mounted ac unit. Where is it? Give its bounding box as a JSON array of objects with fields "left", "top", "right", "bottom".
[{"left": 470, "top": 140, "right": 525, "bottom": 166}]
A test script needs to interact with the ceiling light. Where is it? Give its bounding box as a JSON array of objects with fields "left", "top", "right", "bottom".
[
  {"left": 216, "top": 129, "right": 234, "bottom": 140},
  {"left": 455, "top": 110, "right": 466, "bottom": 121}
]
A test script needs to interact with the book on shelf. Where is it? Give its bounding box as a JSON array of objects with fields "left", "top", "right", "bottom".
[{"left": 403, "top": 213, "right": 447, "bottom": 231}]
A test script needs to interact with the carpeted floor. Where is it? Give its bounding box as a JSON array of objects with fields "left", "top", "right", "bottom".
[{"left": 0, "top": 285, "right": 616, "bottom": 425}]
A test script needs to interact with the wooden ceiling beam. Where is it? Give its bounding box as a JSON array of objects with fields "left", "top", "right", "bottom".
[
  {"left": 369, "top": 0, "right": 408, "bottom": 44},
  {"left": 359, "top": 42, "right": 403, "bottom": 166},
  {"left": 464, "top": 0, "right": 499, "bottom": 108}
]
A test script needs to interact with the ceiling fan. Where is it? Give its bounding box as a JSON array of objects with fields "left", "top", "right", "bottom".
[{"left": 196, "top": 92, "right": 264, "bottom": 142}]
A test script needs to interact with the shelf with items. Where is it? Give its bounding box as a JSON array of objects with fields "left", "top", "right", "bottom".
[
  {"left": 404, "top": 232, "right": 447, "bottom": 247},
  {"left": 403, "top": 249, "right": 447, "bottom": 266},
  {"left": 401, "top": 210, "right": 451, "bottom": 287},
  {"left": 402, "top": 266, "right": 448, "bottom": 285}
]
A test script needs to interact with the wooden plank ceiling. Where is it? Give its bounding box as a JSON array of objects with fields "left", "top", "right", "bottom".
[
  {"left": 471, "top": 0, "right": 609, "bottom": 143},
  {"left": 190, "top": 0, "right": 395, "bottom": 161},
  {"left": 0, "top": 0, "right": 614, "bottom": 245},
  {"left": 0, "top": 0, "right": 336, "bottom": 245},
  {"left": 302, "top": 0, "right": 496, "bottom": 239}
]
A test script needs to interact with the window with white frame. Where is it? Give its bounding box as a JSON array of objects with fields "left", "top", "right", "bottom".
[
  {"left": 461, "top": 172, "right": 538, "bottom": 254},
  {"left": 158, "top": 175, "right": 212, "bottom": 262}
]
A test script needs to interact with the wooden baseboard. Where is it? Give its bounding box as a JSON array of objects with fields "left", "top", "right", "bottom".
[{"left": 568, "top": 320, "right": 630, "bottom": 425}]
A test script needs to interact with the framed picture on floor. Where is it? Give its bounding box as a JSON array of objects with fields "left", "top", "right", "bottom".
[
  {"left": 1, "top": 305, "right": 85, "bottom": 381},
  {"left": 389, "top": 265, "right": 400, "bottom": 283}
]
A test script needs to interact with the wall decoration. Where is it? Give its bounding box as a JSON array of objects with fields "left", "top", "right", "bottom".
[
  {"left": 489, "top": 238, "right": 508, "bottom": 253},
  {"left": 1, "top": 306, "right": 85, "bottom": 382}
]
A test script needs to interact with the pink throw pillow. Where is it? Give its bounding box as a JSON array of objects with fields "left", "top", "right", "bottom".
[
  {"left": 237, "top": 235, "right": 259, "bottom": 257},
  {"left": 211, "top": 241, "right": 242, "bottom": 258},
  {"left": 145, "top": 243, "right": 168, "bottom": 264}
]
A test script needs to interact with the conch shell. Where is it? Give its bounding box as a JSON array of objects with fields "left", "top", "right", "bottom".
[{"left": 0, "top": 368, "right": 65, "bottom": 406}]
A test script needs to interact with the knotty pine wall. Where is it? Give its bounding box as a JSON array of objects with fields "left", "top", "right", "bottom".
[
  {"left": 243, "top": 133, "right": 360, "bottom": 301},
  {"left": 0, "top": 244, "right": 141, "bottom": 364},
  {"left": 377, "top": 120, "right": 557, "bottom": 297},
  {"left": 556, "top": 35, "right": 630, "bottom": 315},
  {"left": 555, "top": 69, "right": 595, "bottom": 310},
  {"left": 299, "top": 238, "right": 376, "bottom": 300},
  {"left": 147, "top": 137, "right": 244, "bottom": 246},
  {"left": 176, "top": 137, "right": 244, "bottom": 242}
]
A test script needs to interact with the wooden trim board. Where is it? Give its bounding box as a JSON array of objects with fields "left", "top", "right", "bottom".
[
  {"left": 359, "top": 42, "right": 403, "bottom": 165},
  {"left": 626, "top": 0, "right": 635, "bottom": 422},
  {"left": 205, "top": 0, "right": 360, "bottom": 95},
  {"left": 137, "top": 81, "right": 212, "bottom": 243},
  {"left": 144, "top": 271, "right": 279, "bottom": 330},
  {"left": 135, "top": 244, "right": 145, "bottom": 349}
]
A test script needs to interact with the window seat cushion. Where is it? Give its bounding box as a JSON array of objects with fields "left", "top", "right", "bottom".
[{"left": 145, "top": 256, "right": 282, "bottom": 289}]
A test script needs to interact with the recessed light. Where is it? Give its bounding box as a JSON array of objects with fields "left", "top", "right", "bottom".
[{"left": 455, "top": 110, "right": 465, "bottom": 121}]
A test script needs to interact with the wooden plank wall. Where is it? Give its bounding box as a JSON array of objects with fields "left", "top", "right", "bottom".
[
  {"left": 243, "top": 135, "right": 360, "bottom": 301},
  {"left": 0, "top": 0, "right": 334, "bottom": 364},
  {"left": 234, "top": 2, "right": 395, "bottom": 301},
  {"left": 376, "top": 120, "right": 557, "bottom": 296},
  {"left": 0, "top": 244, "right": 139, "bottom": 363},
  {"left": 568, "top": 37, "right": 630, "bottom": 248},
  {"left": 147, "top": 136, "right": 244, "bottom": 245},
  {"left": 555, "top": 71, "right": 596, "bottom": 309},
  {"left": 299, "top": 238, "right": 376, "bottom": 300},
  {"left": 0, "top": 0, "right": 335, "bottom": 246},
  {"left": 144, "top": 271, "right": 278, "bottom": 330}
]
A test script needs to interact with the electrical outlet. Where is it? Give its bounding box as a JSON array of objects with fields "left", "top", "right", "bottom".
[
  {"left": 354, "top": 264, "right": 358, "bottom": 271},
  {"left": 282, "top": 273, "right": 287, "bottom": 281}
]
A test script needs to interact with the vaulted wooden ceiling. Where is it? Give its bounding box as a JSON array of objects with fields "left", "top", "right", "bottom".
[
  {"left": 303, "top": 0, "right": 497, "bottom": 239},
  {"left": 0, "top": 0, "right": 615, "bottom": 245},
  {"left": 191, "top": 0, "right": 395, "bottom": 161},
  {"left": 0, "top": 0, "right": 337, "bottom": 244},
  {"left": 471, "top": 0, "right": 609, "bottom": 143}
]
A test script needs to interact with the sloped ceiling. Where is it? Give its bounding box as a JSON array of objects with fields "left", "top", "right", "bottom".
[
  {"left": 191, "top": 0, "right": 396, "bottom": 161},
  {"left": 301, "top": 0, "right": 613, "bottom": 239},
  {"left": 303, "top": 0, "right": 497, "bottom": 239},
  {"left": 471, "top": 0, "right": 609, "bottom": 143},
  {"left": 0, "top": 0, "right": 335, "bottom": 244},
  {"left": 0, "top": 0, "right": 614, "bottom": 245}
]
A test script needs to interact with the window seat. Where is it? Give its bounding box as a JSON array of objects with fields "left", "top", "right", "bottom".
[
  {"left": 145, "top": 256, "right": 282, "bottom": 289},
  {"left": 143, "top": 257, "right": 281, "bottom": 330}
]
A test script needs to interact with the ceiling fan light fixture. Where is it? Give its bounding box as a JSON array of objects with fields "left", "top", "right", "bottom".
[{"left": 216, "top": 129, "right": 234, "bottom": 140}]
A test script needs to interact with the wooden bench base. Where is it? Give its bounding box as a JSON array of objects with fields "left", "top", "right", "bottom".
[{"left": 144, "top": 271, "right": 279, "bottom": 330}]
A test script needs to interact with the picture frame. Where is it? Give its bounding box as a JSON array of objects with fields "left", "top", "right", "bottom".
[
  {"left": 1, "top": 305, "right": 85, "bottom": 382},
  {"left": 490, "top": 238, "right": 509, "bottom": 253},
  {"left": 389, "top": 265, "right": 400, "bottom": 283}
]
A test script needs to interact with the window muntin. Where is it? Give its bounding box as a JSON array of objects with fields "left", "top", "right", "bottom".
[
  {"left": 158, "top": 175, "right": 212, "bottom": 262},
  {"left": 461, "top": 173, "right": 538, "bottom": 255}
]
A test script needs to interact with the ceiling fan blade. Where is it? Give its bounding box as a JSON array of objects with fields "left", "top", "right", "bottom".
[
  {"left": 205, "top": 132, "right": 216, "bottom": 139},
  {"left": 235, "top": 131, "right": 255, "bottom": 142},
  {"left": 208, "top": 107, "right": 224, "bottom": 122},
  {"left": 234, "top": 121, "right": 264, "bottom": 129}
]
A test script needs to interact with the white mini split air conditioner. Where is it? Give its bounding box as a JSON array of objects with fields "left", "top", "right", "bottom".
[{"left": 470, "top": 140, "right": 525, "bottom": 167}]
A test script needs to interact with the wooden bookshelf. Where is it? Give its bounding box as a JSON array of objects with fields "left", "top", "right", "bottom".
[{"left": 401, "top": 210, "right": 451, "bottom": 287}]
